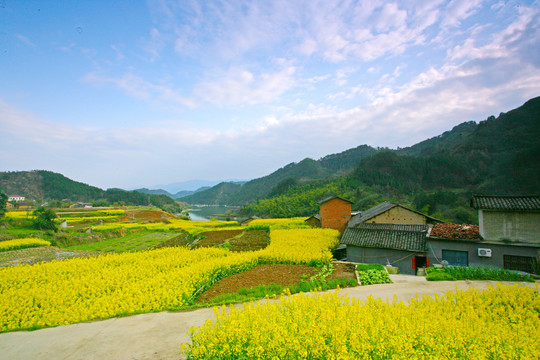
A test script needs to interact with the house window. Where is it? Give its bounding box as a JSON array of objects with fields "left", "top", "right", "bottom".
[
  {"left": 442, "top": 250, "right": 468, "bottom": 266},
  {"left": 503, "top": 255, "right": 535, "bottom": 273}
]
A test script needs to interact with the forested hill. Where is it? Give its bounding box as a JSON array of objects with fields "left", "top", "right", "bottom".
[
  {"left": 184, "top": 96, "right": 540, "bottom": 218},
  {"left": 181, "top": 147, "right": 381, "bottom": 205},
  {"left": 0, "top": 170, "right": 180, "bottom": 211}
]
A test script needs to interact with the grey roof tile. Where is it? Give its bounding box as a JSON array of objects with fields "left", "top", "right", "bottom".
[
  {"left": 471, "top": 195, "right": 540, "bottom": 211},
  {"left": 341, "top": 224, "right": 428, "bottom": 252}
]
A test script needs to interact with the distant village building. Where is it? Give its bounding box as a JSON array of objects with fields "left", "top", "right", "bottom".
[
  {"left": 305, "top": 214, "right": 322, "bottom": 228},
  {"left": 8, "top": 195, "right": 25, "bottom": 202},
  {"left": 240, "top": 216, "right": 260, "bottom": 226},
  {"left": 318, "top": 196, "right": 353, "bottom": 234},
  {"left": 70, "top": 202, "right": 93, "bottom": 209}
]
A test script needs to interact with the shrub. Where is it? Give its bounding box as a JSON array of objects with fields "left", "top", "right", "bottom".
[
  {"left": 426, "top": 266, "right": 534, "bottom": 282},
  {"left": 358, "top": 268, "right": 392, "bottom": 285},
  {"left": 444, "top": 266, "right": 535, "bottom": 282},
  {"left": 426, "top": 268, "right": 456, "bottom": 281}
]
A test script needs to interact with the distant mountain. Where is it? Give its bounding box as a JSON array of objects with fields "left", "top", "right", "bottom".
[
  {"left": 181, "top": 154, "right": 375, "bottom": 205},
  {"left": 0, "top": 170, "right": 181, "bottom": 212},
  {"left": 134, "top": 188, "right": 175, "bottom": 197},
  {"left": 183, "top": 96, "right": 540, "bottom": 208},
  {"left": 147, "top": 179, "right": 247, "bottom": 194}
]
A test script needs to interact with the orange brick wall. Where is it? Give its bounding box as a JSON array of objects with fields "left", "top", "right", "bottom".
[{"left": 320, "top": 198, "right": 351, "bottom": 233}]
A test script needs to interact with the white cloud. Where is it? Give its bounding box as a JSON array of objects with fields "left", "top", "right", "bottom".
[
  {"left": 83, "top": 72, "right": 195, "bottom": 108},
  {"left": 441, "top": 0, "right": 483, "bottom": 28},
  {"left": 194, "top": 66, "right": 297, "bottom": 106},
  {"left": 15, "top": 34, "right": 37, "bottom": 49}
]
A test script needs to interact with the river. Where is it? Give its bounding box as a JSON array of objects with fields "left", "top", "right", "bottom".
[{"left": 187, "top": 205, "right": 238, "bottom": 221}]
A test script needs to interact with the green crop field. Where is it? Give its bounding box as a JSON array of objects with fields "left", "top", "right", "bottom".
[{"left": 67, "top": 230, "right": 184, "bottom": 253}]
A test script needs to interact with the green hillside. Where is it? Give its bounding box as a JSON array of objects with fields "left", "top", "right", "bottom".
[
  {"left": 235, "top": 97, "right": 540, "bottom": 221},
  {"left": 0, "top": 170, "right": 181, "bottom": 212},
  {"left": 182, "top": 147, "right": 379, "bottom": 205}
]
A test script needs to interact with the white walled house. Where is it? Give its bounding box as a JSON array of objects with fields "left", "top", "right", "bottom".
[{"left": 8, "top": 195, "right": 25, "bottom": 202}]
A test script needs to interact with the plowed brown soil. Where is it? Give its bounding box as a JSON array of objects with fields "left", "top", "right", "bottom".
[{"left": 196, "top": 263, "right": 357, "bottom": 303}]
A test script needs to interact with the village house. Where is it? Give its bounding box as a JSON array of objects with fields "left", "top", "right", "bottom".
[
  {"left": 305, "top": 214, "right": 322, "bottom": 228},
  {"left": 348, "top": 201, "right": 441, "bottom": 227},
  {"left": 317, "top": 196, "right": 353, "bottom": 234},
  {"left": 8, "top": 195, "right": 25, "bottom": 202},
  {"left": 341, "top": 224, "right": 430, "bottom": 275},
  {"left": 239, "top": 216, "right": 260, "bottom": 226},
  {"left": 339, "top": 195, "right": 540, "bottom": 275}
]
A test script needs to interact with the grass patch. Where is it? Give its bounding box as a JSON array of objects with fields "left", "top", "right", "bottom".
[
  {"left": 67, "top": 230, "right": 184, "bottom": 253},
  {"left": 356, "top": 263, "right": 386, "bottom": 272},
  {"left": 426, "top": 266, "right": 535, "bottom": 282}
]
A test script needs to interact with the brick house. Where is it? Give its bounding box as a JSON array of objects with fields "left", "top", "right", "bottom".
[{"left": 318, "top": 196, "right": 353, "bottom": 233}]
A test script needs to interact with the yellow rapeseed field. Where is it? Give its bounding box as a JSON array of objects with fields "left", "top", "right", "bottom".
[
  {"left": 0, "top": 228, "right": 338, "bottom": 332},
  {"left": 0, "top": 238, "right": 51, "bottom": 252},
  {"left": 183, "top": 284, "right": 540, "bottom": 359},
  {"left": 259, "top": 228, "right": 339, "bottom": 264},
  {"left": 92, "top": 219, "right": 240, "bottom": 235},
  {"left": 0, "top": 247, "right": 259, "bottom": 332},
  {"left": 248, "top": 217, "right": 310, "bottom": 229},
  {"left": 4, "top": 211, "right": 33, "bottom": 219}
]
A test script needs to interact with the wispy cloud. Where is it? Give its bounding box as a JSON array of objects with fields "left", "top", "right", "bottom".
[
  {"left": 194, "top": 65, "right": 297, "bottom": 106},
  {"left": 83, "top": 72, "right": 195, "bottom": 108},
  {"left": 15, "top": 34, "right": 37, "bottom": 49}
]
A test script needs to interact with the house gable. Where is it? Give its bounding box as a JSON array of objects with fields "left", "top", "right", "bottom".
[
  {"left": 319, "top": 196, "right": 352, "bottom": 233},
  {"left": 348, "top": 202, "right": 440, "bottom": 227},
  {"left": 471, "top": 195, "right": 540, "bottom": 243}
]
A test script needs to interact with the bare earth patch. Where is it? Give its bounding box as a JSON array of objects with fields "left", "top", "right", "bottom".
[
  {"left": 196, "top": 263, "right": 357, "bottom": 303},
  {"left": 195, "top": 230, "right": 245, "bottom": 248},
  {"left": 230, "top": 230, "right": 269, "bottom": 251},
  {"left": 0, "top": 246, "right": 100, "bottom": 267}
]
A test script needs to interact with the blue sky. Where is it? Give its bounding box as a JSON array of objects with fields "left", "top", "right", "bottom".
[{"left": 1, "top": 0, "right": 539, "bottom": 190}]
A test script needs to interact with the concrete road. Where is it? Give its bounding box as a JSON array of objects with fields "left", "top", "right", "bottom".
[{"left": 0, "top": 276, "right": 536, "bottom": 360}]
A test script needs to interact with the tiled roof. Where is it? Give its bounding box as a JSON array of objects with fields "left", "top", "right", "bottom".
[
  {"left": 429, "top": 223, "right": 480, "bottom": 240},
  {"left": 318, "top": 195, "right": 353, "bottom": 205},
  {"left": 341, "top": 224, "right": 428, "bottom": 252},
  {"left": 348, "top": 202, "right": 441, "bottom": 227},
  {"left": 305, "top": 214, "right": 322, "bottom": 221},
  {"left": 348, "top": 202, "right": 396, "bottom": 226},
  {"left": 471, "top": 195, "right": 540, "bottom": 211}
]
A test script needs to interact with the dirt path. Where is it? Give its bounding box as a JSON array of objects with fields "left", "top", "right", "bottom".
[{"left": 0, "top": 276, "right": 536, "bottom": 360}]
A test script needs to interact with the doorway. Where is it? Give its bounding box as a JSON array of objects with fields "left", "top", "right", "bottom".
[{"left": 413, "top": 255, "right": 427, "bottom": 274}]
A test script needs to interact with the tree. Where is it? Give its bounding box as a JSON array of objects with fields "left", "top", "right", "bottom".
[
  {"left": 32, "top": 207, "right": 58, "bottom": 231},
  {"left": 0, "top": 189, "right": 7, "bottom": 219}
]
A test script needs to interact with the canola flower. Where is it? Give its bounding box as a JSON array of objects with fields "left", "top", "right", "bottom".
[
  {"left": 0, "top": 227, "right": 337, "bottom": 332},
  {"left": 0, "top": 238, "right": 51, "bottom": 252},
  {"left": 260, "top": 228, "right": 339, "bottom": 265},
  {"left": 183, "top": 284, "right": 540, "bottom": 360},
  {"left": 92, "top": 219, "right": 240, "bottom": 235},
  {"left": 248, "top": 217, "right": 310, "bottom": 230},
  {"left": 0, "top": 247, "right": 259, "bottom": 332},
  {"left": 4, "top": 211, "right": 33, "bottom": 219},
  {"left": 60, "top": 215, "right": 122, "bottom": 223}
]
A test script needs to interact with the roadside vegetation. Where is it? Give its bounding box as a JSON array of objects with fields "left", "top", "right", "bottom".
[{"left": 426, "top": 266, "right": 535, "bottom": 282}]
